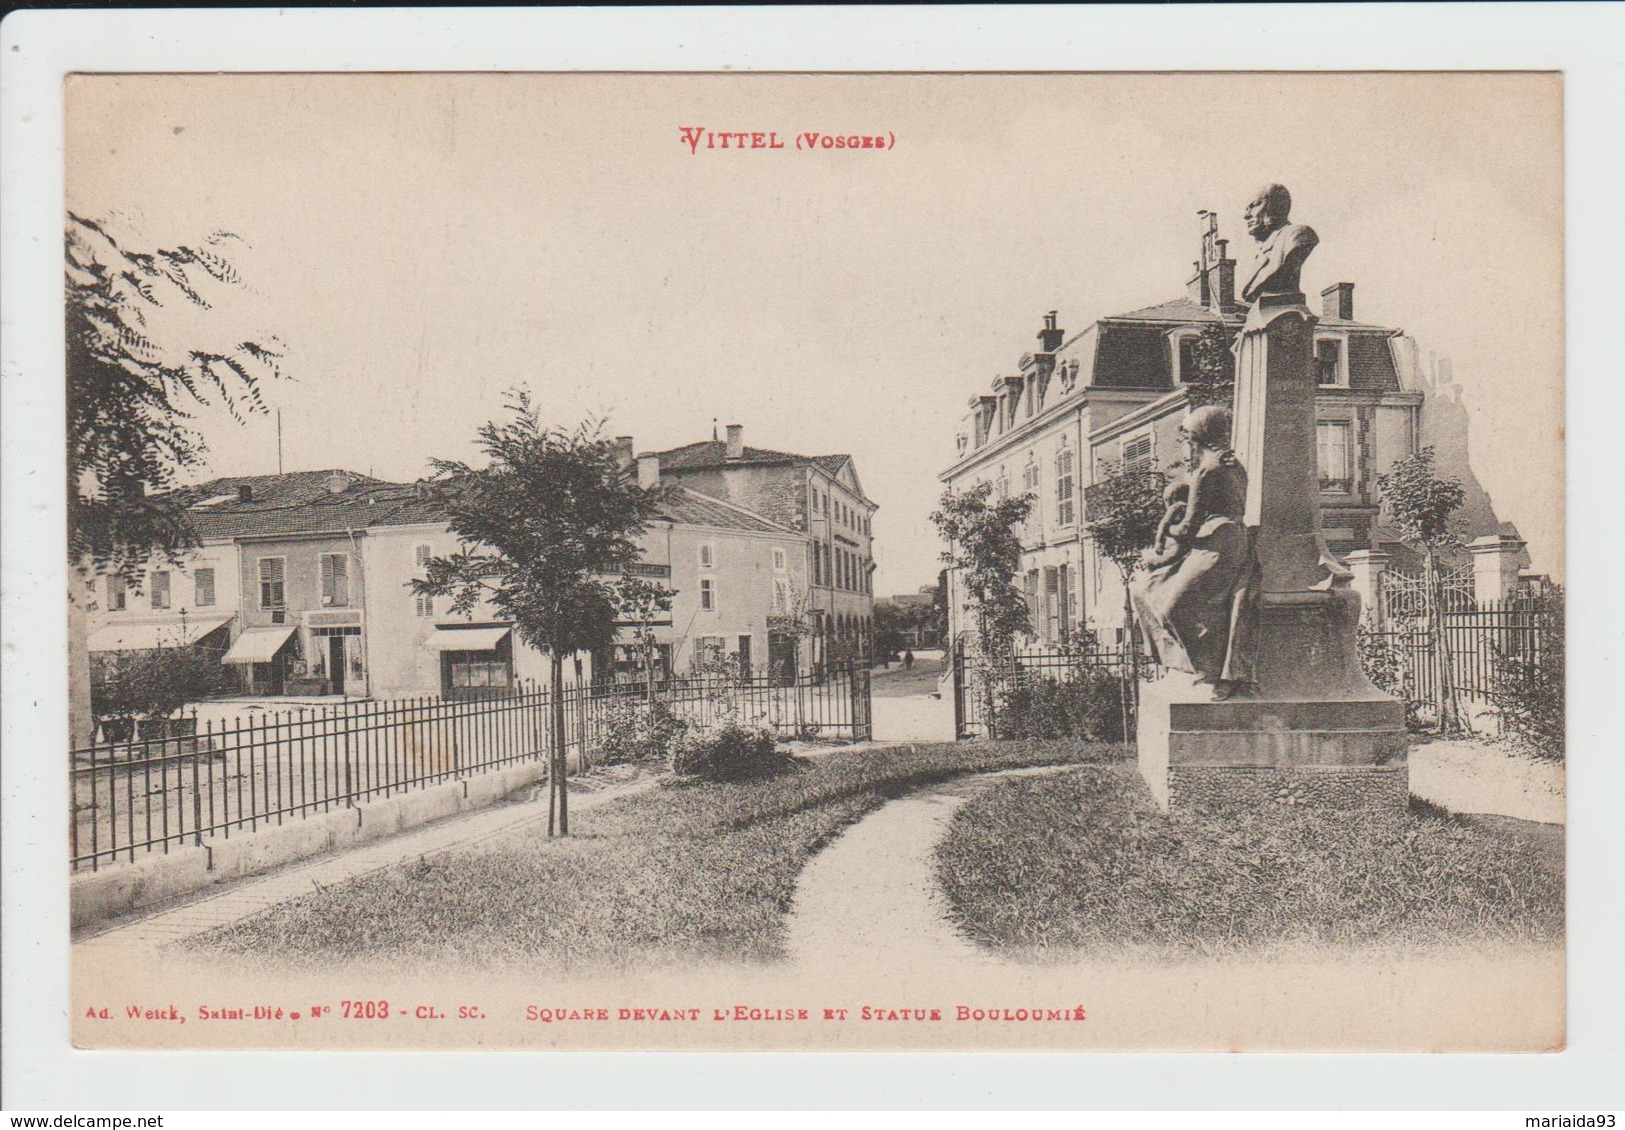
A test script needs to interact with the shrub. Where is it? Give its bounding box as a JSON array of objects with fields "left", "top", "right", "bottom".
[
  {"left": 670, "top": 721, "right": 793, "bottom": 781},
  {"left": 1356, "top": 623, "right": 1429, "bottom": 732},
  {"left": 592, "top": 696, "right": 688, "bottom": 765},
  {"left": 1492, "top": 593, "right": 1564, "bottom": 761},
  {"left": 90, "top": 643, "right": 231, "bottom": 727},
  {"left": 995, "top": 671, "right": 1126, "bottom": 743}
]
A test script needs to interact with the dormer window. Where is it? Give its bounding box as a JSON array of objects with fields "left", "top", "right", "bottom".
[
  {"left": 1315, "top": 336, "right": 1347, "bottom": 386},
  {"left": 1169, "top": 328, "right": 1203, "bottom": 385}
]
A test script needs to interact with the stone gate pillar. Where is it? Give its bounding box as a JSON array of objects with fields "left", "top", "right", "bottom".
[
  {"left": 1345, "top": 549, "right": 1393, "bottom": 627},
  {"left": 1468, "top": 533, "right": 1525, "bottom": 606}
]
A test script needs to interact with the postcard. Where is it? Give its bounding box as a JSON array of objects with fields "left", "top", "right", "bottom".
[{"left": 54, "top": 69, "right": 1565, "bottom": 1055}]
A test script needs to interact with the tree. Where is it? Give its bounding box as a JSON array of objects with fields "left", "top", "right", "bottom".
[
  {"left": 1084, "top": 458, "right": 1166, "bottom": 647},
  {"left": 874, "top": 602, "right": 911, "bottom": 662},
  {"left": 412, "top": 393, "right": 664, "bottom": 836},
  {"left": 66, "top": 212, "right": 283, "bottom": 745},
  {"left": 1183, "top": 322, "right": 1237, "bottom": 409},
  {"left": 930, "top": 481, "right": 1034, "bottom": 736},
  {"left": 614, "top": 575, "right": 676, "bottom": 703},
  {"left": 1083, "top": 459, "right": 1167, "bottom": 734},
  {"left": 927, "top": 569, "right": 950, "bottom": 647},
  {"left": 67, "top": 213, "right": 283, "bottom": 582},
  {"left": 1377, "top": 447, "right": 1468, "bottom": 734}
]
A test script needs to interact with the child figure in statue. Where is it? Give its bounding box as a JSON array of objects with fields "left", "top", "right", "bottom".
[{"left": 1131, "top": 405, "right": 1260, "bottom": 700}]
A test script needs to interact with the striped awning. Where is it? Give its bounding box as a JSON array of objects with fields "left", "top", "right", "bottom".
[
  {"left": 221, "top": 626, "right": 298, "bottom": 664},
  {"left": 88, "top": 616, "right": 232, "bottom": 654}
]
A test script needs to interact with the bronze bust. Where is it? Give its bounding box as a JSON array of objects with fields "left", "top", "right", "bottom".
[{"left": 1240, "top": 183, "right": 1318, "bottom": 308}]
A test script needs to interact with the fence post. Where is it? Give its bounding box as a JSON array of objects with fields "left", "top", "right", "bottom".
[
  {"left": 845, "top": 660, "right": 871, "bottom": 747},
  {"left": 951, "top": 639, "right": 966, "bottom": 740},
  {"left": 191, "top": 742, "right": 204, "bottom": 848}
]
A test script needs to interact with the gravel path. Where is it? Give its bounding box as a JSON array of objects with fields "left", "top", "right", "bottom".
[
  {"left": 1408, "top": 739, "right": 1564, "bottom": 824},
  {"left": 783, "top": 766, "right": 1072, "bottom": 972}
]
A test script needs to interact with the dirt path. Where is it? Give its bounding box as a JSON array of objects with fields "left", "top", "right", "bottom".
[{"left": 783, "top": 765, "right": 1071, "bottom": 972}]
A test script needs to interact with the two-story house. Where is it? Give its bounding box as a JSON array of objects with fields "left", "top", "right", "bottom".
[
  {"left": 941, "top": 210, "right": 1427, "bottom": 648},
  {"left": 647, "top": 425, "right": 877, "bottom": 666}
]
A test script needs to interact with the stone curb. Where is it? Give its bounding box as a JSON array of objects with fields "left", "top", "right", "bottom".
[{"left": 70, "top": 760, "right": 547, "bottom": 930}]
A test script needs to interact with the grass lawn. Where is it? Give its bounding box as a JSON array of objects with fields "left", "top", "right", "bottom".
[
  {"left": 185, "top": 740, "right": 1118, "bottom": 972},
  {"left": 935, "top": 764, "right": 1564, "bottom": 960}
]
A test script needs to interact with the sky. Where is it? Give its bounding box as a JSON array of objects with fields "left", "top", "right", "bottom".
[{"left": 66, "top": 72, "right": 1564, "bottom": 592}]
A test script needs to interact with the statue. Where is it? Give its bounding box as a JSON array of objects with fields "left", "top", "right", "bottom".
[
  {"left": 1131, "top": 406, "right": 1260, "bottom": 699},
  {"left": 1239, "top": 183, "right": 1318, "bottom": 310},
  {"left": 1233, "top": 183, "right": 1354, "bottom": 591},
  {"left": 1135, "top": 185, "right": 1407, "bottom": 813}
]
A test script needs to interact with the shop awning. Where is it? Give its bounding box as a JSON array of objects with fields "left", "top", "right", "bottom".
[
  {"left": 424, "top": 625, "right": 512, "bottom": 652},
  {"left": 221, "top": 625, "right": 298, "bottom": 664},
  {"left": 88, "top": 616, "right": 232, "bottom": 654}
]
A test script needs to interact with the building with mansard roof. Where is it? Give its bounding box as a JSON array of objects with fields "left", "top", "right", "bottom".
[{"left": 939, "top": 210, "right": 1464, "bottom": 650}]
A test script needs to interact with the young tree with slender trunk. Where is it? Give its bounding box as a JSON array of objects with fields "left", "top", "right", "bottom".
[
  {"left": 412, "top": 393, "right": 663, "bottom": 836},
  {"left": 1083, "top": 459, "right": 1167, "bottom": 735},
  {"left": 1377, "top": 447, "right": 1468, "bottom": 734},
  {"left": 931, "top": 481, "right": 1034, "bottom": 738},
  {"left": 614, "top": 575, "right": 676, "bottom": 707}
]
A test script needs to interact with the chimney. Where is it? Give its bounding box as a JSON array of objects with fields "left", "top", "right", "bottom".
[
  {"left": 237, "top": 484, "right": 254, "bottom": 503},
  {"left": 1188, "top": 210, "right": 1238, "bottom": 311},
  {"left": 1187, "top": 261, "right": 1209, "bottom": 306},
  {"left": 1037, "top": 311, "right": 1064, "bottom": 353},
  {"left": 1322, "top": 282, "right": 1355, "bottom": 321},
  {"left": 326, "top": 471, "right": 352, "bottom": 495},
  {"left": 1213, "top": 239, "right": 1236, "bottom": 311},
  {"left": 637, "top": 453, "right": 661, "bottom": 489},
  {"left": 725, "top": 424, "right": 744, "bottom": 460},
  {"left": 611, "top": 435, "right": 635, "bottom": 472}
]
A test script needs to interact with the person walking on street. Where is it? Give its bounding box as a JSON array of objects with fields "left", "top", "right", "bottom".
[{"left": 903, "top": 648, "right": 915, "bottom": 670}]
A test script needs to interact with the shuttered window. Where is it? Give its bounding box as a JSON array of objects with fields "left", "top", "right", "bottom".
[
  {"left": 258, "top": 558, "right": 286, "bottom": 611},
  {"left": 414, "top": 545, "right": 434, "bottom": 616},
  {"left": 107, "top": 575, "right": 126, "bottom": 611},
  {"left": 193, "top": 568, "right": 216, "bottom": 607},
  {"left": 320, "top": 553, "right": 349, "bottom": 607},
  {"left": 150, "top": 571, "right": 171, "bottom": 611},
  {"left": 1055, "top": 444, "right": 1076, "bottom": 527},
  {"left": 1122, "top": 433, "right": 1154, "bottom": 473}
]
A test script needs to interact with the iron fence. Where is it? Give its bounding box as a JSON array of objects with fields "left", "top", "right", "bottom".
[
  {"left": 1361, "top": 597, "right": 1558, "bottom": 720},
  {"left": 71, "top": 663, "right": 872, "bottom": 873},
  {"left": 951, "top": 641, "right": 1154, "bottom": 739}
]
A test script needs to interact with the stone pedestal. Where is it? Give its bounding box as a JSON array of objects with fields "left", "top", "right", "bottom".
[{"left": 1137, "top": 302, "right": 1406, "bottom": 811}]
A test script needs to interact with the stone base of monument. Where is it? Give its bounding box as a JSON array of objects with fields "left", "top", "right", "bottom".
[{"left": 1137, "top": 591, "right": 1409, "bottom": 813}]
